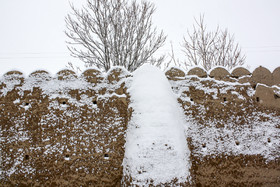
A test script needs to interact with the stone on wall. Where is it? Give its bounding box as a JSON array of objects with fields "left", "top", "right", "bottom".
[
  {"left": 29, "top": 70, "right": 52, "bottom": 82},
  {"left": 81, "top": 69, "right": 103, "bottom": 84},
  {"left": 107, "top": 67, "right": 130, "bottom": 83},
  {"left": 187, "top": 67, "right": 207, "bottom": 78},
  {"left": 209, "top": 67, "right": 230, "bottom": 80},
  {"left": 252, "top": 66, "right": 273, "bottom": 86},
  {"left": 273, "top": 67, "right": 280, "bottom": 85},
  {"left": 57, "top": 69, "right": 77, "bottom": 80},
  {"left": 165, "top": 67, "right": 185, "bottom": 81},
  {"left": 4, "top": 70, "right": 24, "bottom": 76},
  {"left": 231, "top": 67, "right": 251, "bottom": 78},
  {"left": 3, "top": 70, "right": 25, "bottom": 86},
  {"left": 255, "top": 84, "right": 280, "bottom": 108}
]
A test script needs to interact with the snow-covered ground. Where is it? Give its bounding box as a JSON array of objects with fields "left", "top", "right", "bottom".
[{"left": 123, "top": 64, "right": 191, "bottom": 185}]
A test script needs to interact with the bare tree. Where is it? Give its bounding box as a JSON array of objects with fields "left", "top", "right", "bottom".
[
  {"left": 65, "top": 0, "right": 166, "bottom": 72},
  {"left": 182, "top": 16, "right": 245, "bottom": 71}
]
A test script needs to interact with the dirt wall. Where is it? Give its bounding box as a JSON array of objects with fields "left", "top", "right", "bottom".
[
  {"left": 167, "top": 66, "right": 280, "bottom": 186},
  {"left": 1, "top": 65, "right": 279, "bottom": 186},
  {"left": 0, "top": 67, "right": 131, "bottom": 186}
]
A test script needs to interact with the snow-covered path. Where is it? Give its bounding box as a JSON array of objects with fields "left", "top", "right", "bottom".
[{"left": 123, "top": 65, "right": 191, "bottom": 185}]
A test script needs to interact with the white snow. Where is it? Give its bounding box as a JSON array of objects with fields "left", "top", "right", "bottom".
[{"left": 123, "top": 64, "right": 191, "bottom": 185}]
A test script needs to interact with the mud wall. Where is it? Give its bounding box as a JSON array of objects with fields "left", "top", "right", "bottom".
[
  {"left": 166, "top": 66, "right": 280, "bottom": 186},
  {"left": 0, "top": 67, "right": 131, "bottom": 186},
  {"left": 0, "top": 65, "right": 279, "bottom": 186}
]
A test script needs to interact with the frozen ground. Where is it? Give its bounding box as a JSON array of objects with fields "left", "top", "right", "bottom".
[{"left": 123, "top": 64, "right": 191, "bottom": 185}]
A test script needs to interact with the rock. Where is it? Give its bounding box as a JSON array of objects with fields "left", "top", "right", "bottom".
[
  {"left": 252, "top": 66, "right": 273, "bottom": 86},
  {"left": 82, "top": 69, "right": 103, "bottom": 84},
  {"left": 165, "top": 67, "right": 185, "bottom": 80},
  {"left": 107, "top": 67, "right": 130, "bottom": 83},
  {"left": 56, "top": 69, "right": 77, "bottom": 80},
  {"left": 231, "top": 67, "right": 251, "bottom": 78},
  {"left": 187, "top": 67, "right": 207, "bottom": 78},
  {"left": 255, "top": 84, "right": 280, "bottom": 109},
  {"left": 272, "top": 67, "right": 280, "bottom": 85},
  {"left": 209, "top": 67, "right": 230, "bottom": 80}
]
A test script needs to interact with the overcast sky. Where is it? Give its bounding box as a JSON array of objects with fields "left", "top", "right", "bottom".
[{"left": 0, "top": 0, "right": 279, "bottom": 75}]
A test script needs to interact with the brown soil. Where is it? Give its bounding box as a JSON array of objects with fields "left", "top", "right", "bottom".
[
  {"left": 190, "top": 154, "right": 280, "bottom": 186},
  {"left": 0, "top": 70, "right": 131, "bottom": 186}
]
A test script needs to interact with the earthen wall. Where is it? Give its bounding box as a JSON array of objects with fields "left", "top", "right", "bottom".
[
  {"left": 1, "top": 65, "right": 279, "bottom": 186},
  {"left": 166, "top": 66, "right": 280, "bottom": 186},
  {"left": 0, "top": 67, "right": 131, "bottom": 186}
]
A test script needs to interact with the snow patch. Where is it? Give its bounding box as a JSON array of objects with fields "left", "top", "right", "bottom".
[{"left": 123, "top": 64, "right": 191, "bottom": 185}]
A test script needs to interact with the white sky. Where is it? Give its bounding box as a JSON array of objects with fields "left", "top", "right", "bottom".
[{"left": 0, "top": 0, "right": 279, "bottom": 75}]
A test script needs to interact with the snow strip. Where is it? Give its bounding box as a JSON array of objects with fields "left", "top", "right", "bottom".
[{"left": 123, "top": 64, "right": 191, "bottom": 185}]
